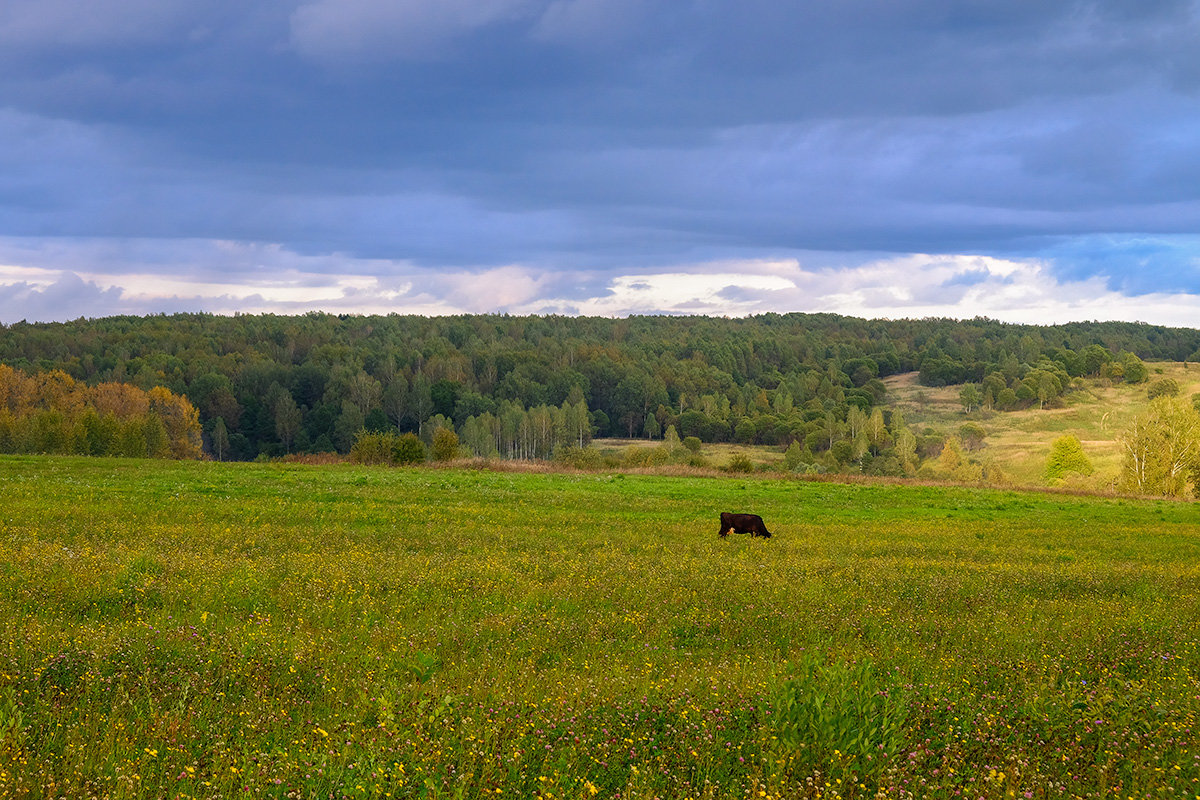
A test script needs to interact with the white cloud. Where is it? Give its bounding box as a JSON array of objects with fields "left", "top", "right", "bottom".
[
  {"left": 4, "top": 239, "right": 1200, "bottom": 326},
  {"left": 0, "top": 239, "right": 439, "bottom": 320},
  {"left": 561, "top": 272, "right": 795, "bottom": 316},
  {"left": 434, "top": 265, "right": 553, "bottom": 310},
  {"left": 652, "top": 254, "right": 1200, "bottom": 326},
  {"left": 491, "top": 253, "right": 1200, "bottom": 325}
]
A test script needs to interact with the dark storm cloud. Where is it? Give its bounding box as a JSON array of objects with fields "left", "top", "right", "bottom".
[{"left": 1, "top": 0, "right": 1199, "bottom": 312}]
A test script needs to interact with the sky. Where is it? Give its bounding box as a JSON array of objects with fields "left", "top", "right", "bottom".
[{"left": 2, "top": 0, "right": 1200, "bottom": 326}]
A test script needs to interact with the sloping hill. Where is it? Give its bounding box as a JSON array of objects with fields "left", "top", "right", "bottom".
[{"left": 885, "top": 362, "right": 1200, "bottom": 487}]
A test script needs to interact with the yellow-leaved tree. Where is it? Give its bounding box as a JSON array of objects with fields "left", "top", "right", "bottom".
[{"left": 0, "top": 364, "right": 203, "bottom": 459}]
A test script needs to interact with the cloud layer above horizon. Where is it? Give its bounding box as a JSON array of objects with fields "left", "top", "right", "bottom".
[{"left": 2, "top": 1, "right": 1199, "bottom": 324}]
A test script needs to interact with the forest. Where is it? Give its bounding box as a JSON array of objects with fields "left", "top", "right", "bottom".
[{"left": 1, "top": 312, "right": 1198, "bottom": 472}]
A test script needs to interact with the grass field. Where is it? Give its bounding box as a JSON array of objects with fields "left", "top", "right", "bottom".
[
  {"left": 1, "top": 456, "right": 1199, "bottom": 799},
  {"left": 591, "top": 438, "right": 785, "bottom": 471}
]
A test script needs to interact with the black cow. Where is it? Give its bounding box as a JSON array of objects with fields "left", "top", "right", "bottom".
[{"left": 718, "top": 512, "right": 772, "bottom": 538}]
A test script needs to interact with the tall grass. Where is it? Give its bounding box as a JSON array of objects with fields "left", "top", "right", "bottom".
[{"left": 0, "top": 455, "right": 1197, "bottom": 798}]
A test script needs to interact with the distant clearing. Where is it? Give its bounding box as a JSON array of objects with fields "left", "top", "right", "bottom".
[
  {"left": 596, "top": 362, "right": 1200, "bottom": 491},
  {"left": 887, "top": 362, "right": 1200, "bottom": 486}
]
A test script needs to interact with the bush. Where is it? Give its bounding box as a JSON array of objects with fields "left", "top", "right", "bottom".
[
  {"left": 393, "top": 432, "right": 426, "bottom": 465},
  {"left": 349, "top": 430, "right": 427, "bottom": 466},
  {"left": 350, "top": 430, "right": 397, "bottom": 465},
  {"left": 981, "top": 458, "right": 1011, "bottom": 487},
  {"left": 1148, "top": 378, "right": 1181, "bottom": 400},
  {"left": 620, "top": 445, "right": 670, "bottom": 468},
  {"left": 682, "top": 436, "right": 702, "bottom": 453},
  {"left": 724, "top": 454, "right": 754, "bottom": 473},
  {"left": 553, "top": 445, "right": 603, "bottom": 469},
  {"left": 430, "top": 427, "right": 461, "bottom": 462}
]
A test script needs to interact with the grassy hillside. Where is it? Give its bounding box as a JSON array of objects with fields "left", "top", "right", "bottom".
[
  {"left": 1, "top": 457, "right": 1198, "bottom": 798},
  {"left": 595, "top": 362, "right": 1200, "bottom": 487},
  {"left": 886, "top": 361, "right": 1200, "bottom": 487}
]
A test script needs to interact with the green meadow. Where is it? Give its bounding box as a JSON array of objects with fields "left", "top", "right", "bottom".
[{"left": 1, "top": 456, "right": 1198, "bottom": 799}]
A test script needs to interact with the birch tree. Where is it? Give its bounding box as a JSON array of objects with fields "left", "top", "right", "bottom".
[{"left": 1120, "top": 397, "right": 1200, "bottom": 497}]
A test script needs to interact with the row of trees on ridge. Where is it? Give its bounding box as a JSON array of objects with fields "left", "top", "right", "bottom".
[{"left": 3, "top": 312, "right": 1195, "bottom": 463}]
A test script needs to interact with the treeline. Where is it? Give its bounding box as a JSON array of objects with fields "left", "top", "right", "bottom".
[
  {"left": 954, "top": 349, "right": 1150, "bottom": 413},
  {"left": 1, "top": 312, "right": 1198, "bottom": 462},
  {"left": 352, "top": 397, "right": 593, "bottom": 464},
  {"left": 0, "top": 365, "right": 203, "bottom": 458}
]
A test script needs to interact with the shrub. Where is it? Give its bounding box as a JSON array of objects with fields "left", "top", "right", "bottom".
[
  {"left": 349, "top": 430, "right": 398, "bottom": 465},
  {"left": 620, "top": 445, "right": 670, "bottom": 468},
  {"left": 430, "top": 427, "right": 461, "bottom": 462},
  {"left": 553, "top": 445, "right": 603, "bottom": 469},
  {"left": 350, "top": 430, "right": 427, "bottom": 465},
  {"left": 724, "top": 454, "right": 754, "bottom": 473},
  {"left": 1148, "top": 378, "right": 1181, "bottom": 400},
  {"left": 393, "top": 432, "right": 426, "bottom": 465}
]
